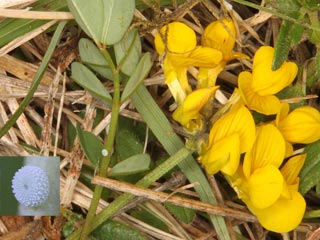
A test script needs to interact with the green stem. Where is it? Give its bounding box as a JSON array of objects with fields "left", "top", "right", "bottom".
[
  {"left": 0, "top": 20, "right": 67, "bottom": 138},
  {"left": 66, "top": 147, "right": 191, "bottom": 240},
  {"left": 80, "top": 47, "right": 121, "bottom": 240}
]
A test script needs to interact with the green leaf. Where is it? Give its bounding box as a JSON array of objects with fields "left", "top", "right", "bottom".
[
  {"left": 299, "top": 140, "right": 320, "bottom": 194},
  {"left": 114, "top": 29, "right": 142, "bottom": 76},
  {"left": 109, "top": 154, "right": 151, "bottom": 177},
  {"left": 71, "top": 62, "right": 112, "bottom": 106},
  {"left": 116, "top": 129, "right": 144, "bottom": 161},
  {"left": 130, "top": 207, "right": 168, "bottom": 231},
  {"left": 164, "top": 202, "right": 195, "bottom": 224},
  {"left": 121, "top": 53, "right": 152, "bottom": 102},
  {"left": 67, "top": 0, "right": 135, "bottom": 45},
  {"left": 272, "top": 20, "right": 294, "bottom": 70},
  {"left": 91, "top": 220, "right": 148, "bottom": 240},
  {"left": 79, "top": 38, "right": 113, "bottom": 79},
  {"left": 76, "top": 124, "right": 104, "bottom": 167}
]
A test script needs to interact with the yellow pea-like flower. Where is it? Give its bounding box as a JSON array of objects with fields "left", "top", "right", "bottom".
[
  {"left": 154, "top": 22, "right": 223, "bottom": 103},
  {"left": 277, "top": 104, "right": 320, "bottom": 144},
  {"left": 199, "top": 104, "right": 255, "bottom": 175},
  {"left": 198, "top": 18, "right": 248, "bottom": 88},
  {"left": 238, "top": 46, "right": 298, "bottom": 115},
  {"left": 172, "top": 86, "right": 219, "bottom": 133}
]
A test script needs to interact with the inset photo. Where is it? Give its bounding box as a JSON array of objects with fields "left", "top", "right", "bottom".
[{"left": 0, "top": 156, "right": 59, "bottom": 216}]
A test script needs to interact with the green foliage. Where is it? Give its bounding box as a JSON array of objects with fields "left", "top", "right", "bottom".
[
  {"left": 116, "top": 129, "right": 144, "bottom": 161},
  {"left": 164, "top": 202, "right": 195, "bottom": 223},
  {"left": 114, "top": 29, "right": 142, "bottom": 76},
  {"left": 76, "top": 124, "right": 105, "bottom": 167},
  {"left": 71, "top": 62, "right": 112, "bottom": 106},
  {"left": 90, "top": 220, "right": 148, "bottom": 240},
  {"left": 67, "top": 0, "right": 135, "bottom": 46},
  {"left": 109, "top": 153, "right": 151, "bottom": 177},
  {"left": 121, "top": 53, "right": 153, "bottom": 102},
  {"left": 130, "top": 207, "right": 169, "bottom": 231},
  {"left": 79, "top": 38, "right": 113, "bottom": 79},
  {"left": 299, "top": 140, "right": 320, "bottom": 194},
  {"left": 272, "top": 20, "right": 304, "bottom": 70}
]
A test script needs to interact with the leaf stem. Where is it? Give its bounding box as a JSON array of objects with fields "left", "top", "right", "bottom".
[{"left": 80, "top": 47, "right": 121, "bottom": 240}]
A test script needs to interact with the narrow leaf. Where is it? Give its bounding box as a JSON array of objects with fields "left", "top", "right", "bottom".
[
  {"left": 71, "top": 62, "right": 112, "bottom": 105},
  {"left": 299, "top": 140, "right": 320, "bottom": 194},
  {"left": 121, "top": 53, "right": 152, "bottom": 102},
  {"left": 76, "top": 124, "right": 104, "bottom": 167},
  {"left": 272, "top": 20, "right": 293, "bottom": 70},
  {"left": 109, "top": 154, "right": 151, "bottom": 177},
  {"left": 91, "top": 220, "right": 148, "bottom": 240},
  {"left": 114, "top": 29, "right": 142, "bottom": 76},
  {"left": 67, "top": 0, "right": 135, "bottom": 45},
  {"left": 164, "top": 202, "right": 195, "bottom": 223}
]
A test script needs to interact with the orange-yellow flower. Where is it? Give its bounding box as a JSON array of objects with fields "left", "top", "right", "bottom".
[
  {"left": 248, "top": 154, "right": 306, "bottom": 233},
  {"left": 172, "top": 86, "right": 219, "bottom": 133},
  {"left": 238, "top": 46, "right": 298, "bottom": 115},
  {"left": 276, "top": 103, "right": 320, "bottom": 144},
  {"left": 230, "top": 124, "right": 306, "bottom": 233},
  {"left": 198, "top": 18, "right": 248, "bottom": 88},
  {"left": 199, "top": 104, "right": 255, "bottom": 175},
  {"left": 154, "top": 22, "right": 223, "bottom": 103}
]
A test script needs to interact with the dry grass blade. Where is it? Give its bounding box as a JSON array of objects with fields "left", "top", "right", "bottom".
[
  {"left": 92, "top": 176, "right": 257, "bottom": 223},
  {"left": 0, "top": 9, "right": 74, "bottom": 20}
]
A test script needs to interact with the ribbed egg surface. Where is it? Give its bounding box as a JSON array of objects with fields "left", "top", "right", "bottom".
[{"left": 12, "top": 165, "right": 49, "bottom": 207}]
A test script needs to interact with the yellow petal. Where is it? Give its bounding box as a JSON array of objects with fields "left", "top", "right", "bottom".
[
  {"left": 172, "top": 86, "right": 219, "bottom": 132},
  {"left": 162, "top": 58, "right": 189, "bottom": 102},
  {"left": 243, "top": 124, "right": 285, "bottom": 178},
  {"left": 275, "top": 102, "right": 290, "bottom": 126},
  {"left": 278, "top": 106, "right": 320, "bottom": 144},
  {"left": 248, "top": 165, "right": 284, "bottom": 209},
  {"left": 200, "top": 133, "right": 240, "bottom": 175},
  {"left": 281, "top": 154, "right": 306, "bottom": 185},
  {"left": 251, "top": 46, "right": 298, "bottom": 96},
  {"left": 154, "top": 22, "right": 196, "bottom": 55},
  {"left": 201, "top": 18, "right": 236, "bottom": 59},
  {"left": 238, "top": 71, "right": 281, "bottom": 115},
  {"left": 172, "top": 46, "right": 222, "bottom": 68},
  {"left": 197, "top": 64, "right": 224, "bottom": 88},
  {"left": 249, "top": 190, "right": 306, "bottom": 233},
  {"left": 209, "top": 104, "right": 256, "bottom": 154}
]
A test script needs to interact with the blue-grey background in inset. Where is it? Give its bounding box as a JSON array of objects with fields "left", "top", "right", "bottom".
[{"left": 0, "top": 156, "right": 60, "bottom": 216}]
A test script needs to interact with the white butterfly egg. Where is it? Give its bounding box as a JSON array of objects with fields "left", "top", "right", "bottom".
[{"left": 12, "top": 166, "right": 49, "bottom": 207}]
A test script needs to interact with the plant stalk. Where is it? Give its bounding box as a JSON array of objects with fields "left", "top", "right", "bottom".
[{"left": 80, "top": 47, "right": 121, "bottom": 240}]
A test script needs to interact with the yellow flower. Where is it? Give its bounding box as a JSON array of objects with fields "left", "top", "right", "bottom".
[
  {"left": 239, "top": 124, "right": 286, "bottom": 209},
  {"left": 276, "top": 103, "right": 320, "bottom": 144},
  {"left": 230, "top": 124, "right": 306, "bottom": 233},
  {"left": 199, "top": 104, "right": 255, "bottom": 175},
  {"left": 198, "top": 18, "right": 248, "bottom": 88},
  {"left": 248, "top": 154, "right": 306, "bottom": 233},
  {"left": 172, "top": 86, "right": 219, "bottom": 133},
  {"left": 154, "top": 22, "right": 223, "bottom": 104},
  {"left": 238, "top": 46, "right": 298, "bottom": 115}
]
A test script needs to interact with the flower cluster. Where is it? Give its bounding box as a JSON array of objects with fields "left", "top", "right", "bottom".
[{"left": 155, "top": 18, "right": 320, "bottom": 233}]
